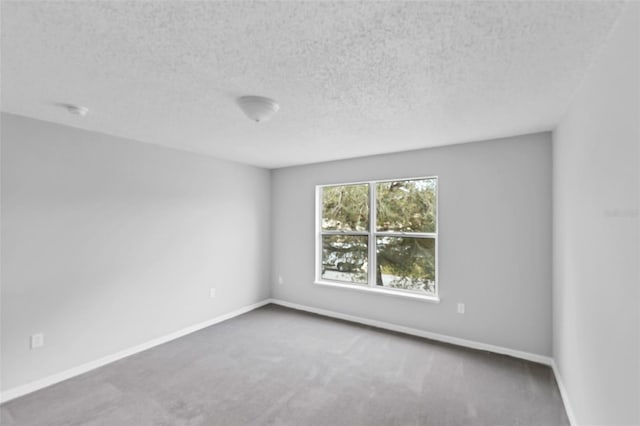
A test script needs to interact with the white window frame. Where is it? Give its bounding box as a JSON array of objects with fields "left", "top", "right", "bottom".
[{"left": 315, "top": 176, "right": 439, "bottom": 303}]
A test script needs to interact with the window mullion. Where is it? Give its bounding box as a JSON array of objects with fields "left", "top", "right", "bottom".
[
  {"left": 375, "top": 231, "right": 437, "bottom": 238},
  {"left": 368, "top": 182, "right": 376, "bottom": 287},
  {"left": 321, "top": 230, "right": 369, "bottom": 236}
]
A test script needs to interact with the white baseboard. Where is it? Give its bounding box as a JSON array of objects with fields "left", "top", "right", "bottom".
[
  {"left": 269, "top": 298, "right": 553, "bottom": 366},
  {"left": 2, "top": 297, "right": 563, "bottom": 414},
  {"left": 552, "top": 360, "right": 577, "bottom": 426},
  {"left": 0, "top": 299, "right": 271, "bottom": 404}
]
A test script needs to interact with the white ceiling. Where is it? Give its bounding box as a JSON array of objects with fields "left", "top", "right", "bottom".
[{"left": 1, "top": 1, "right": 624, "bottom": 169}]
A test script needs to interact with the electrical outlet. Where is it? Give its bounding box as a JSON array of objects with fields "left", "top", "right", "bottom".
[
  {"left": 457, "top": 303, "right": 465, "bottom": 314},
  {"left": 278, "top": 275, "right": 284, "bottom": 285},
  {"left": 209, "top": 288, "right": 216, "bottom": 299},
  {"left": 31, "top": 333, "right": 44, "bottom": 349}
]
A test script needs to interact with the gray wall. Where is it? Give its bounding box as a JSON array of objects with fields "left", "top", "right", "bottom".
[
  {"left": 552, "top": 4, "right": 639, "bottom": 425},
  {"left": 0, "top": 113, "right": 271, "bottom": 391},
  {"left": 272, "top": 133, "right": 552, "bottom": 356}
]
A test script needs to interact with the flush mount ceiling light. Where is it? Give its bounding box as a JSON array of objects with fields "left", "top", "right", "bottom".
[
  {"left": 237, "top": 95, "right": 279, "bottom": 122},
  {"left": 64, "top": 104, "right": 89, "bottom": 116}
]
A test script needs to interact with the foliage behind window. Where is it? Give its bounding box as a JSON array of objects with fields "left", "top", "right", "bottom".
[{"left": 318, "top": 177, "right": 437, "bottom": 296}]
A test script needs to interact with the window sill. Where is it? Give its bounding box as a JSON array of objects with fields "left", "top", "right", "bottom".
[{"left": 314, "top": 280, "right": 440, "bottom": 303}]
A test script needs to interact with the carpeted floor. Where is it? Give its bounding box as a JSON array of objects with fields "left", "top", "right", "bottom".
[{"left": 1, "top": 304, "right": 569, "bottom": 426}]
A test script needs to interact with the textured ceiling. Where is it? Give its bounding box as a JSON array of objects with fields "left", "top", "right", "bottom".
[{"left": 1, "top": 1, "right": 624, "bottom": 168}]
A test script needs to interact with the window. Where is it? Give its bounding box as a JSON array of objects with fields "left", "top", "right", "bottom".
[{"left": 317, "top": 177, "right": 438, "bottom": 299}]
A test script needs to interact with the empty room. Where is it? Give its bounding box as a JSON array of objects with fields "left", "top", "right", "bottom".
[{"left": 1, "top": 1, "right": 638, "bottom": 425}]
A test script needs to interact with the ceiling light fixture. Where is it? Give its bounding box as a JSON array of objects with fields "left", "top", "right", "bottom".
[
  {"left": 65, "top": 104, "right": 89, "bottom": 116},
  {"left": 237, "top": 95, "right": 279, "bottom": 122}
]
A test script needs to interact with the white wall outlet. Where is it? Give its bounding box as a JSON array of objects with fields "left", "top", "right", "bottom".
[
  {"left": 457, "top": 303, "right": 465, "bottom": 314},
  {"left": 209, "top": 288, "right": 216, "bottom": 299},
  {"left": 30, "top": 333, "right": 44, "bottom": 349},
  {"left": 278, "top": 275, "right": 284, "bottom": 285}
]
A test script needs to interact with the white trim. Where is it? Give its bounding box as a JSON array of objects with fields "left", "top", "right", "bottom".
[
  {"left": 0, "top": 299, "right": 271, "bottom": 404},
  {"left": 321, "top": 231, "right": 368, "bottom": 236},
  {"left": 315, "top": 185, "right": 322, "bottom": 282},
  {"left": 368, "top": 181, "right": 376, "bottom": 285},
  {"left": 375, "top": 231, "right": 438, "bottom": 238},
  {"left": 314, "top": 280, "right": 440, "bottom": 303},
  {"left": 2, "top": 298, "right": 572, "bottom": 423},
  {"left": 315, "top": 174, "right": 440, "bottom": 188},
  {"left": 269, "top": 298, "right": 552, "bottom": 366},
  {"left": 552, "top": 360, "right": 577, "bottom": 426}
]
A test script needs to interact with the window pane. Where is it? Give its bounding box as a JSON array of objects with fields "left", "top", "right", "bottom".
[
  {"left": 322, "top": 184, "right": 369, "bottom": 231},
  {"left": 321, "top": 235, "right": 368, "bottom": 284},
  {"left": 376, "top": 237, "right": 435, "bottom": 293},
  {"left": 376, "top": 178, "right": 436, "bottom": 232}
]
